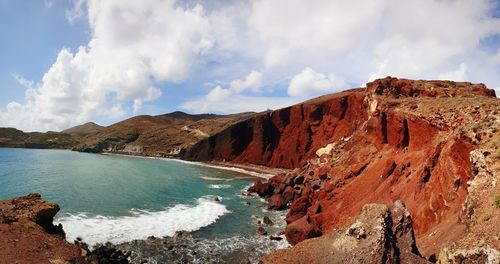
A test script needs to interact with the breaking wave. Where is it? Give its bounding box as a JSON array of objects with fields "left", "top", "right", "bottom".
[
  {"left": 57, "top": 197, "right": 229, "bottom": 246},
  {"left": 208, "top": 184, "right": 232, "bottom": 189}
]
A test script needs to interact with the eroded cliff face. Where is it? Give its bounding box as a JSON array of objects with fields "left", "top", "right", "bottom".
[
  {"left": 200, "top": 77, "right": 498, "bottom": 258},
  {"left": 182, "top": 90, "right": 368, "bottom": 168}
]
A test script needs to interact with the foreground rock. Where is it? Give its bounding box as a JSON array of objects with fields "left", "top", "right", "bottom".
[
  {"left": 261, "top": 201, "right": 429, "bottom": 264},
  {"left": 0, "top": 193, "right": 132, "bottom": 264},
  {"left": 0, "top": 193, "right": 85, "bottom": 264}
]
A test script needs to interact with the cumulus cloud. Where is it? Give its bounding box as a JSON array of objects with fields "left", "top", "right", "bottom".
[
  {"left": 1, "top": 0, "right": 211, "bottom": 131},
  {"left": 65, "top": 0, "right": 86, "bottom": 23},
  {"left": 182, "top": 70, "right": 299, "bottom": 113},
  {"left": 438, "top": 63, "right": 468, "bottom": 81},
  {"left": 229, "top": 70, "right": 263, "bottom": 93},
  {"left": 2, "top": 0, "right": 500, "bottom": 131},
  {"left": 214, "top": 0, "right": 500, "bottom": 82},
  {"left": 288, "top": 68, "right": 346, "bottom": 97},
  {"left": 182, "top": 93, "right": 299, "bottom": 114}
]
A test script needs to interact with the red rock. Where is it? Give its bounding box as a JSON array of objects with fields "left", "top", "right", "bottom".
[
  {"left": 0, "top": 194, "right": 87, "bottom": 264},
  {"left": 285, "top": 216, "right": 321, "bottom": 245},
  {"left": 268, "top": 194, "right": 287, "bottom": 210},
  {"left": 262, "top": 202, "right": 429, "bottom": 263},
  {"left": 185, "top": 77, "right": 498, "bottom": 257}
]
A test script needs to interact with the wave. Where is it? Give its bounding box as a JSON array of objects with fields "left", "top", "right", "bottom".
[
  {"left": 56, "top": 197, "right": 229, "bottom": 246},
  {"left": 208, "top": 184, "right": 232, "bottom": 189}
]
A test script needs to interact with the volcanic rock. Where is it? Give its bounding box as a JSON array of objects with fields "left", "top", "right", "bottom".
[
  {"left": 0, "top": 193, "right": 86, "bottom": 264},
  {"left": 260, "top": 201, "right": 429, "bottom": 264},
  {"left": 239, "top": 77, "right": 498, "bottom": 257},
  {"left": 263, "top": 216, "right": 274, "bottom": 226}
]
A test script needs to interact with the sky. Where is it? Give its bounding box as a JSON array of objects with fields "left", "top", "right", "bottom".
[{"left": 0, "top": 0, "right": 499, "bottom": 132}]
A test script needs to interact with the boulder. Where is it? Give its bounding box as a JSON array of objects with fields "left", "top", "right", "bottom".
[
  {"left": 263, "top": 201, "right": 429, "bottom": 263},
  {"left": 268, "top": 194, "right": 287, "bottom": 210},
  {"left": 263, "top": 216, "right": 274, "bottom": 226}
]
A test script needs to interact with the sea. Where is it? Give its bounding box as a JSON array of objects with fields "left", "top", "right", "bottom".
[{"left": 0, "top": 148, "right": 288, "bottom": 263}]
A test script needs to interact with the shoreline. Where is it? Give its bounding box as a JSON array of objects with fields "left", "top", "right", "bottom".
[
  {"left": 0, "top": 147, "right": 286, "bottom": 180},
  {"left": 100, "top": 152, "right": 287, "bottom": 180}
]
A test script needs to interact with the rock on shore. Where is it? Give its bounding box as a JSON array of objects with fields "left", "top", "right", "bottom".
[
  {"left": 0, "top": 193, "right": 86, "bottom": 264},
  {"left": 260, "top": 201, "right": 429, "bottom": 264}
]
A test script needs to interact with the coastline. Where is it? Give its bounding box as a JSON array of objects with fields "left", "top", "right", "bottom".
[
  {"left": 100, "top": 151, "right": 286, "bottom": 180},
  {"left": 0, "top": 146, "right": 285, "bottom": 180}
]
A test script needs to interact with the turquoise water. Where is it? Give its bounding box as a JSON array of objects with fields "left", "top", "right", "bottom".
[{"left": 0, "top": 148, "right": 287, "bottom": 261}]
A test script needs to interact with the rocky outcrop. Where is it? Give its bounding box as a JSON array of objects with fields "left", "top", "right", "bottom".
[
  {"left": 261, "top": 201, "right": 429, "bottom": 264},
  {"left": 0, "top": 194, "right": 133, "bottom": 264},
  {"left": 0, "top": 193, "right": 86, "bottom": 264},
  {"left": 245, "top": 77, "right": 499, "bottom": 257}
]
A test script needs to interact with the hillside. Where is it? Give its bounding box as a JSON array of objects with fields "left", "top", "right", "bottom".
[
  {"left": 0, "top": 128, "right": 76, "bottom": 149},
  {"left": 61, "top": 122, "right": 104, "bottom": 137},
  {"left": 183, "top": 77, "right": 499, "bottom": 261},
  {"left": 73, "top": 111, "right": 256, "bottom": 156}
]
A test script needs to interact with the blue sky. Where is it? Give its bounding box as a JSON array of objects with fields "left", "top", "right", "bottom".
[{"left": 0, "top": 0, "right": 499, "bottom": 132}]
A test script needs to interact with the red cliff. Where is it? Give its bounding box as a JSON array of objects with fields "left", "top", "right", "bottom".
[{"left": 186, "top": 77, "right": 499, "bottom": 258}]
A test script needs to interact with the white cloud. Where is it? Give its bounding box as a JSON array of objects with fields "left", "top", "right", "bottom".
[
  {"left": 229, "top": 70, "right": 263, "bottom": 93},
  {"left": 182, "top": 71, "right": 269, "bottom": 113},
  {"left": 65, "top": 0, "right": 86, "bottom": 23},
  {"left": 288, "top": 68, "right": 346, "bottom": 97},
  {"left": 182, "top": 68, "right": 344, "bottom": 113},
  {"left": 11, "top": 74, "right": 35, "bottom": 90},
  {"left": 182, "top": 93, "right": 299, "bottom": 114},
  {"left": 438, "top": 63, "right": 468, "bottom": 81},
  {"left": 211, "top": 0, "right": 500, "bottom": 84},
  {"left": 2, "top": 0, "right": 500, "bottom": 131},
  {"left": 0, "top": 0, "right": 212, "bottom": 131}
]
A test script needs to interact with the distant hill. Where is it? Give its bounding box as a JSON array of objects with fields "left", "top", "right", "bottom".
[
  {"left": 61, "top": 122, "right": 104, "bottom": 137},
  {"left": 0, "top": 111, "right": 256, "bottom": 153},
  {"left": 0, "top": 128, "right": 76, "bottom": 149},
  {"left": 72, "top": 111, "right": 257, "bottom": 156}
]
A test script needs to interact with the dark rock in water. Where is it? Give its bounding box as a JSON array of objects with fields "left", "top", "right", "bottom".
[
  {"left": 269, "top": 236, "right": 283, "bottom": 241},
  {"left": 257, "top": 227, "right": 268, "bottom": 236},
  {"left": 92, "top": 244, "right": 131, "bottom": 264},
  {"left": 213, "top": 197, "right": 221, "bottom": 202},
  {"left": 263, "top": 216, "right": 274, "bottom": 226},
  {"left": 249, "top": 180, "right": 273, "bottom": 197}
]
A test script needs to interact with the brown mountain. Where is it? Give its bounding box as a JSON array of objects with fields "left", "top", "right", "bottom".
[
  {"left": 73, "top": 111, "right": 256, "bottom": 156},
  {"left": 0, "top": 128, "right": 76, "bottom": 149},
  {"left": 61, "top": 122, "right": 104, "bottom": 137}
]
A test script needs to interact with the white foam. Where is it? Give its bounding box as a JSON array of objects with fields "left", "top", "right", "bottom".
[
  {"left": 56, "top": 197, "right": 229, "bottom": 246},
  {"left": 208, "top": 184, "right": 231, "bottom": 189}
]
